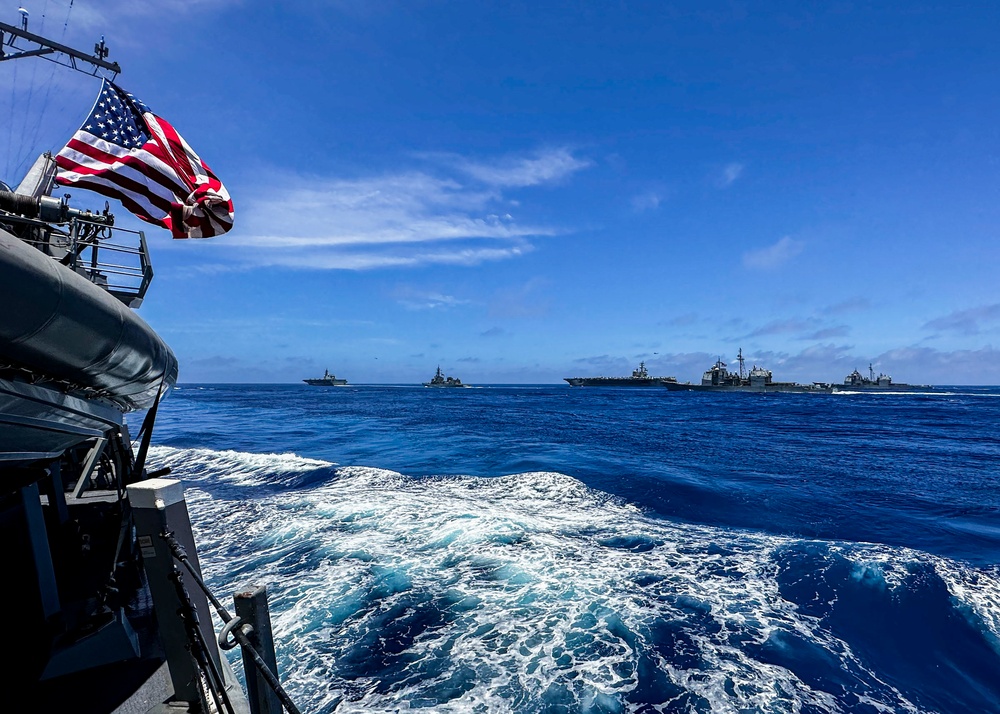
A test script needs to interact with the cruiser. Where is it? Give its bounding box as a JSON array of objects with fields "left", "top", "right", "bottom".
[
  {"left": 304, "top": 369, "right": 348, "bottom": 386},
  {"left": 832, "top": 364, "right": 927, "bottom": 392},
  {"left": 565, "top": 361, "right": 677, "bottom": 387},
  {"left": 662, "top": 349, "right": 831, "bottom": 393},
  {"left": 423, "top": 365, "right": 470, "bottom": 387}
]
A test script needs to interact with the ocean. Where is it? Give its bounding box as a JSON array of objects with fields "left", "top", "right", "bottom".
[{"left": 141, "top": 384, "right": 1000, "bottom": 713}]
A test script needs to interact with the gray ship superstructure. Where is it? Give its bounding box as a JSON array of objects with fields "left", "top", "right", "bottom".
[
  {"left": 424, "top": 365, "right": 470, "bottom": 387},
  {"left": 663, "top": 349, "right": 831, "bottom": 393},
  {"left": 832, "top": 364, "right": 927, "bottom": 392},
  {"left": 565, "top": 361, "right": 677, "bottom": 387},
  {"left": 304, "top": 369, "right": 348, "bottom": 386}
]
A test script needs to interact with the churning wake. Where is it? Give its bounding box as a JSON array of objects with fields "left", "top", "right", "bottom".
[{"left": 148, "top": 446, "right": 1000, "bottom": 713}]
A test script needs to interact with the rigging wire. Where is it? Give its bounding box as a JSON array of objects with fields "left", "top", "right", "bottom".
[
  {"left": 6, "top": 1, "right": 91, "bottom": 185},
  {"left": 12, "top": 1, "right": 49, "bottom": 178},
  {"left": 23, "top": 0, "right": 73, "bottom": 179},
  {"left": 62, "top": 0, "right": 74, "bottom": 39},
  {"left": 3, "top": 48, "right": 19, "bottom": 183}
]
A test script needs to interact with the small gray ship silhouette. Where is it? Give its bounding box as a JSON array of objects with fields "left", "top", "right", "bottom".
[
  {"left": 304, "top": 369, "right": 348, "bottom": 386},
  {"left": 423, "top": 366, "right": 470, "bottom": 387}
]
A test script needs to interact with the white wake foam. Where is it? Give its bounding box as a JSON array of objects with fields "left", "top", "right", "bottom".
[
  {"left": 147, "top": 446, "right": 1000, "bottom": 713},
  {"left": 148, "top": 445, "right": 334, "bottom": 487}
]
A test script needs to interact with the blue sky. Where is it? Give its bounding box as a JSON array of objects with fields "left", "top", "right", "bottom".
[{"left": 3, "top": 1, "right": 999, "bottom": 384}]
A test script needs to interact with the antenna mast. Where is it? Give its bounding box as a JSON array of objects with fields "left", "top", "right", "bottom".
[{"left": 0, "top": 16, "right": 121, "bottom": 78}]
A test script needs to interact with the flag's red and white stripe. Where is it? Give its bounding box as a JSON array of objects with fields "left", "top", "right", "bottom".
[{"left": 55, "top": 82, "right": 233, "bottom": 239}]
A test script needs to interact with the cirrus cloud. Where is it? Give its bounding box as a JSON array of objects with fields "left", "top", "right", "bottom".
[
  {"left": 716, "top": 162, "right": 744, "bottom": 188},
  {"left": 742, "top": 236, "right": 805, "bottom": 270},
  {"left": 923, "top": 303, "right": 1000, "bottom": 336},
  {"left": 441, "top": 147, "right": 592, "bottom": 188},
  {"left": 185, "top": 148, "right": 588, "bottom": 271}
]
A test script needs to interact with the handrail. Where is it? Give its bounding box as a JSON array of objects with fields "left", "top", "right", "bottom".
[
  {"left": 163, "top": 532, "right": 303, "bottom": 714},
  {"left": 1, "top": 209, "right": 153, "bottom": 306}
]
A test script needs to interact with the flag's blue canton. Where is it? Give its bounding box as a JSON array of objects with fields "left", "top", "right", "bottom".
[{"left": 83, "top": 85, "right": 149, "bottom": 149}]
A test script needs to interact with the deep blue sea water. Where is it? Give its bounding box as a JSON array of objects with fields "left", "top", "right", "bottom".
[{"left": 141, "top": 384, "right": 1000, "bottom": 713}]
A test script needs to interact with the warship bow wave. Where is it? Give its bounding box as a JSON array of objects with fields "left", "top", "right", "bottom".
[
  {"left": 662, "top": 349, "right": 831, "bottom": 393},
  {"left": 565, "top": 361, "right": 677, "bottom": 387},
  {"left": 304, "top": 369, "right": 348, "bottom": 386}
]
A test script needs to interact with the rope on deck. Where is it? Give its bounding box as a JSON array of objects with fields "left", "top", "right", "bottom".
[{"left": 164, "top": 531, "right": 303, "bottom": 714}]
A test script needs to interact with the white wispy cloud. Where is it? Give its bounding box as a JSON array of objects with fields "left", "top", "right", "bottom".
[
  {"left": 826, "top": 297, "right": 872, "bottom": 315},
  {"left": 61, "top": 0, "right": 241, "bottom": 46},
  {"left": 806, "top": 326, "right": 851, "bottom": 340},
  {"left": 444, "top": 147, "right": 592, "bottom": 187},
  {"left": 247, "top": 244, "right": 532, "bottom": 271},
  {"left": 717, "top": 162, "right": 744, "bottom": 188},
  {"left": 874, "top": 345, "right": 1000, "bottom": 385},
  {"left": 631, "top": 192, "right": 662, "bottom": 212},
  {"left": 742, "top": 236, "right": 804, "bottom": 270},
  {"left": 488, "top": 278, "right": 551, "bottom": 319},
  {"left": 923, "top": 303, "right": 1000, "bottom": 335},
  {"left": 661, "top": 313, "right": 699, "bottom": 327},
  {"left": 392, "top": 287, "right": 472, "bottom": 311},
  {"left": 745, "top": 318, "right": 819, "bottom": 337},
  {"left": 203, "top": 149, "right": 584, "bottom": 270}
]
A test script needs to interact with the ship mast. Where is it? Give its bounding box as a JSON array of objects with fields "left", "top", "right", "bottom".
[
  {"left": 0, "top": 14, "right": 120, "bottom": 78},
  {"left": 737, "top": 348, "right": 746, "bottom": 380}
]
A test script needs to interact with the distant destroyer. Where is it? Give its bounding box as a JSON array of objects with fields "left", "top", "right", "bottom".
[
  {"left": 662, "top": 349, "right": 831, "bottom": 393},
  {"left": 565, "top": 361, "right": 677, "bottom": 387},
  {"left": 424, "top": 366, "right": 470, "bottom": 388},
  {"left": 832, "top": 364, "right": 927, "bottom": 392},
  {"left": 304, "top": 369, "right": 348, "bottom": 386}
]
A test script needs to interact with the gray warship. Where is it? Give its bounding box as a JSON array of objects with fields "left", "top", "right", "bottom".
[
  {"left": 304, "top": 369, "right": 348, "bottom": 386},
  {"left": 832, "top": 364, "right": 928, "bottom": 392},
  {"left": 564, "top": 361, "right": 677, "bottom": 387},
  {"left": 1, "top": 16, "right": 298, "bottom": 713},
  {"left": 662, "top": 349, "right": 832, "bottom": 393},
  {"left": 423, "top": 365, "right": 470, "bottom": 387}
]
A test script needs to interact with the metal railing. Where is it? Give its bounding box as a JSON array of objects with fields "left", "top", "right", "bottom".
[
  {"left": 165, "top": 533, "right": 303, "bottom": 714},
  {"left": 2, "top": 211, "right": 153, "bottom": 307}
]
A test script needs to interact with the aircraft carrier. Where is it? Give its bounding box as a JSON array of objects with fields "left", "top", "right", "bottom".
[{"left": 565, "top": 361, "right": 677, "bottom": 387}]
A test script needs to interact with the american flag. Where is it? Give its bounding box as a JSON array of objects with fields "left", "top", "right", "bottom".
[{"left": 55, "top": 80, "right": 233, "bottom": 238}]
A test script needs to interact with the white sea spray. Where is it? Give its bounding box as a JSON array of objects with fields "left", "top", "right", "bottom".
[{"left": 147, "top": 446, "right": 998, "bottom": 714}]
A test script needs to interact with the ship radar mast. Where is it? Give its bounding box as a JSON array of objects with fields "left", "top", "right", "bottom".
[
  {"left": 1, "top": 14, "right": 121, "bottom": 79},
  {"left": 737, "top": 348, "right": 746, "bottom": 381}
]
